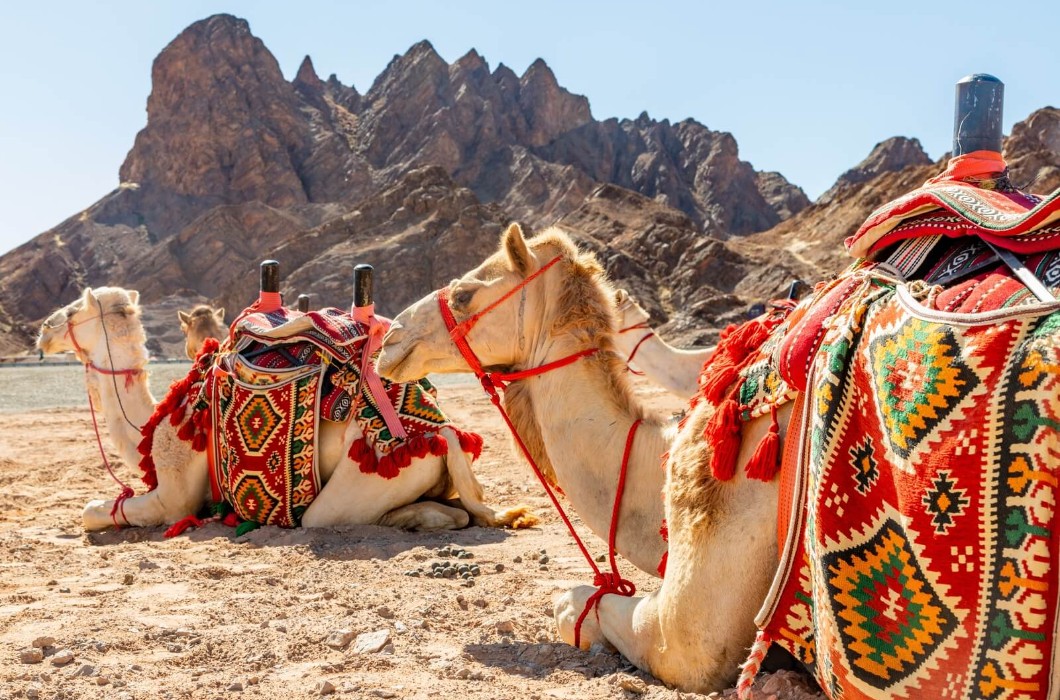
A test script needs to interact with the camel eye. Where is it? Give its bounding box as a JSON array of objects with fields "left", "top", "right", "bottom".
[{"left": 452, "top": 288, "right": 474, "bottom": 309}]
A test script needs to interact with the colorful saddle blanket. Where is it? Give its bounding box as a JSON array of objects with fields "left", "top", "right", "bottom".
[
  {"left": 208, "top": 307, "right": 477, "bottom": 527},
  {"left": 755, "top": 270, "right": 1060, "bottom": 699}
]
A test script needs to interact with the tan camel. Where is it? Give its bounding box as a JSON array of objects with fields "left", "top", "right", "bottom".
[
  {"left": 378, "top": 225, "right": 782, "bottom": 691},
  {"left": 612, "top": 289, "right": 712, "bottom": 399},
  {"left": 39, "top": 287, "right": 533, "bottom": 533},
  {"left": 177, "top": 304, "right": 226, "bottom": 360}
]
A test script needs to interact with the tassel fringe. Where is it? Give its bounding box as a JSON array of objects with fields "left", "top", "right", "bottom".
[
  {"left": 745, "top": 406, "right": 781, "bottom": 482},
  {"left": 706, "top": 399, "right": 743, "bottom": 481},
  {"left": 349, "top": 433, "right": 453, "bottom": 479}
]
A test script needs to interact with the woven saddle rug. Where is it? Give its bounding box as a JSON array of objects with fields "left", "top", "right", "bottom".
[
  {"left": 208, "top": 307, "right": 478, "bottom": 527},
  {"left": 747, "top": 254, "right": 1060, "bottom": 697}
]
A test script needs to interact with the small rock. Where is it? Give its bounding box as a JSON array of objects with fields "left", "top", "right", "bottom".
[
  {"left": 95, "top": 676, "right": 111, "bottom": 685},
  {"left": 69, "top": 663, "right": 97, "bottom": 677},
  {"left": 227, "top": 681, "right": 244, "bottom": 692},
  {"left": 455, "top": 668, "right": 470, "bottom": 679},
  {"left": 538, "top": 554, "right": 549, "bottom": 564},
  {"left": 352, "top": 629, "right": 391, "bottom": 654},
  {"left": 456, "top": 595, "right": 469, "bottom": 610},
  {"left": 138, "top": 559, "right": 159, "bottom": 570},
  {"left": 381, "top": 643, "right": 395, "bottom": 655},
  {"left": 494, "top": 563, "right": 505, "bottom": 573},
  {"left": 315, "top": 679, "right": 336, "bottom": 695},
  {"left": 473, "top": 598, "right": 488, "bottom": 609},
  {"left": 92, "top": 641, "right": 110, "bottom": 652},
  {"left": 26, "top": 686, "right": 41, "bottom": 700},
  {"left": 618, "top": 674, "right": 647, "bottom": 694},
  {"left": 376, "top": 606, "right": 394, "bottom": 619},
  {"left": 122, "top": 573, "right": 135, "bottom": 585},
  {"left": 246, "top": 676, "right": 260, "bottom": 685},
  {"left": 19, "top": 648, "right": 43, "bottom": 664},
  {"left": 495, "top": 620, "right": 516, "bottom": 634},
  {"left": 50, "top": 649, "right": 74, "bottom": 666},
  {"left": 410, "top": 619, "right": 427, "bottom": 629},
  {"left": 394, "top": 621, "right": 408, "bottom": 634},
  {"left": 325, "top": 629, "right": 354, "bottom": 650},
  {"left": 539, "top": 564, "right": 548, "bottom": 571},
  {"left": 369, "top": 690, "right": 396, "bottom": 699},
  {"left": 31, "top": 636, "right": 54, "bottom": 649},
  {"left": 595, "top": 553, "right": 607, "bottom": 563},
  {"left": 46, "top": 579, "right": 58, "bottom": 586},
  {"left": 59, "top": 587, "right": 70, "bottom": 593},
  {"left": 513, "top": 556, "right": 522, "bottom": 563}
]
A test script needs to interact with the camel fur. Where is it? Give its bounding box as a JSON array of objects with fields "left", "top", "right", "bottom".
[{"left": 38, "top": 287, "right": 535, "bottom": 533}]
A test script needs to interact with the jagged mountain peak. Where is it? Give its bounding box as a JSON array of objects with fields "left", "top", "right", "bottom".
[{"left": 818, "top": 136, "right": 932, "bottom": 204}]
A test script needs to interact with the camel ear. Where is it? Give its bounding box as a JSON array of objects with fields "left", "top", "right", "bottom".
[
  {"left": 81, "top": 287, "right": 95, "bottom": 306},
  {"left": 214, "top": 307, "right": 226, "bottom": 324},
  {"left": 128, "top": 290, "right": 140, "bottom": 307},
  {"left": 178, "top": 310, "right": 191, "bottom": 327},
  {"left": 614, "top": 289, "right": 629, "bottom": 304},
  {"left": 502, "top": 222, "right": 531, "bottom": 275}
]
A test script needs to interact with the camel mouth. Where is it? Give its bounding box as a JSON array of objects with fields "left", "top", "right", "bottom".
[{"left": 376, "top": 344, "right": 414, "bottom": 382}]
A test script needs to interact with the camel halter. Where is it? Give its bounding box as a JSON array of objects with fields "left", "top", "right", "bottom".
[
  {"left": 617, "top": 320, "right": 654, "bottom": 376},
  {"left": 62, "top": 302, "right": 144, "bottom": 527},
  {"left": 436, "top": 255, "right": 637, "bottom": 646}
]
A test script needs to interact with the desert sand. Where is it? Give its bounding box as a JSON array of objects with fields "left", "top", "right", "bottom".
[{"left": 0, "top": 377, "right": 822, "bottom": 700}]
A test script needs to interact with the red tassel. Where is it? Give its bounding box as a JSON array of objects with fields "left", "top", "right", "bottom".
[
  {"left": 745, "top": 407, "right": 781, "bottom": 482},
  {"left": 706, "top": 399, "right": 742, "bottom": 481},
  {"left": 177, "top": 419, "right": 196, "bottom": 442},
  {"left": 429, "top": 434, "right": 449, "bottom": 457},
  {"left": 221, "top": 513, "right": 240, "bottom": 527},
  {"left": 455, "top": 430, "right": 484, "bottom": 460},
  {"left": 657, "top": 551, "right": 668, "bottom": 578},
  {"left": 164, "top": 514, "right": 203, "bottom": 538},
  {"left": 377, "top": 453, "right": 400, "bottom": 479},
  {"left": 659, "top": 521, "right": 669, "bottom": 542}
]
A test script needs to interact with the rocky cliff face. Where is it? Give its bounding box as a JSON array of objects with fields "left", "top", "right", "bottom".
[{"left": 1, "top": 13, "right": 1056, "bottom": 357}]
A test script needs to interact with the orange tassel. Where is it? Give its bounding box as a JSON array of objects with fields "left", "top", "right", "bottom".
[
  {"left": 745, "top": 407, "right": 781, "bottom": 482},
  {"left": 707, "top": 399, "right": 742, "bottom": 481}
]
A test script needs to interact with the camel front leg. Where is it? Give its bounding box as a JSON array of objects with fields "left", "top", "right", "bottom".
[
  {"left": 82, "top": 452, "right": 210, "bottom": 531},
  {"left": 438, "top": 428, "right": 537, "bottom": 529},
  {"left": 377, "top": 501, "right": 470, "bottom": 531}
]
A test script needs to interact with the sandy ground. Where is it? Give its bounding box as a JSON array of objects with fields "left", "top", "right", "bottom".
[{"left": 0, "top": 378, "right": 822, "bottom": 700}]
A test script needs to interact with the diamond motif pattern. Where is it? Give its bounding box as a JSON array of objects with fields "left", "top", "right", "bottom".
[
  {"left": 824, "top": 519, "right": 959, "bottom": 687},
  {"left": 236, "top": 394, "right": 283, "bottom": 453},
  {"left": 869, "top": 319, "right": 979, "bottom": 458}
]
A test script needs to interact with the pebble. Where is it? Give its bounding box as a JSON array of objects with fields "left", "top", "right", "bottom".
[
  {"left": 352, "top": 629, "right": 391, "bottom": 654},
  {"left": 494, "top": 563, "right": 505, "bottom": 573},
  {"left": 138, "top": 559, "right": 160, "bottom": 570},
  {"left": 315, "top": 680, "right": 336, "bottom": 696},
  {"left": 394, "top": 621, "right": 408, "bottom": 634},
  {"left": 31, "top": 636, "right": 54, "bottom": 649},
  {"left": 513, "top": 556, "right": 522, "bottom": 563},
  {"left": 538, "top": 554, "right": 550, "bottom": 564},
  {"left": 59, "top": 587, "right": 70, "bottom": 593},
  {"left": 46, "top": 579, "right": 58, "bottom": 586},
  {"left": 495, "top": 620, "right": 516, "bottom": 634},
  {"left": 122, "top": 573, "right": 135, "bottom": 585},
  {"left": 617, "top": 674, "right": 647, "bottom": 694},
  {"left": 69, "top": 663, "right": 97, "bottom": 677},
  {"left": 595, "top": 553, "right": 607, "bottom": 563},
  {"left": 246, "top": 676, "right": 260, "bottom": 685},
  {"left": 473, "top": 598, "right": 488, "bottom": 608},
  {"left": 50, "top": 649, "right": 74, "bottom": 666},
  {"left": 369, "top": 690, "right": 396, "bottom": 699},
  {"left": 376, "top": 606, "right": 394, "bottom": 619},
  {"left": 26, "top": 687, "right": 41, "bottom": 700},
  {"left": 325, "top": 630, "right": 354, "bottom": 650},
  {"left": 95, "top": 676, "right": 111, "bottom": 686},
  {"left": 19, "top": 648, "right": 43, "bottom": 664}
]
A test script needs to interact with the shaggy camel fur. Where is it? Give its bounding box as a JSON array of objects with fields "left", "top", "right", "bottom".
[
  {"left": 177, "top": 305, "right": 226, "bottom": 360},
  {"left": 612, "top": 289, "right": 712, "bottom": 399},
  {"left": 378, "top": 225, "right": 782, "bottom": 691},
  {"left": 39, "top": 287, "right": 533, "bottom": 533}
]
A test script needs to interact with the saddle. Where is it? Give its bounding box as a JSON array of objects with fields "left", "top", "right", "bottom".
[{"left": 702, "top": 153, "right": 1060, "bottom": 700}]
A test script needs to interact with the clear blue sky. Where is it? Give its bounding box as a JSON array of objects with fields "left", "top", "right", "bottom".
[{"left": 1, "top": 0, "right": 1057, "bottom": 256}]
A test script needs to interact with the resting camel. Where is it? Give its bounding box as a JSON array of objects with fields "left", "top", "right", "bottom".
[
  {"left": 177, "top": 304, "right": 226, "bottom": 360},
  {"left": 379, "top": 217, "right": 1060, "bottom": 697},
  {"left": 612, "top": 289, "right": 712, "bottom": 399},
  {"left": 38, "top": 287, "right": 533, "bottom": 533}
]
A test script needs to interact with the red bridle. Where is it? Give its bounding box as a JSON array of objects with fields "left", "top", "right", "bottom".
[
  {"left": 436, "top": 254, "right": 637, "bottom": 646},
  {"left": 617, "top": 321, "right": 654, "bottom": 376}
]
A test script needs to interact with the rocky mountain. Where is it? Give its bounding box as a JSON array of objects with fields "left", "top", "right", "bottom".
[{"left": 1, "top": 13, "right": 1057, "bottom": 357}]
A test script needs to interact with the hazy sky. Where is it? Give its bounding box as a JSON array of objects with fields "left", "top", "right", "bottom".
[{"left": 1, "top": 0, "right": 1057, "bottom": 255}]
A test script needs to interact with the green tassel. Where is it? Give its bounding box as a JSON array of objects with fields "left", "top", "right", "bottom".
[
  {"left": 209, "top": 501, "right": 230, "bottom": 517},
  {"left": 235, "top": 521, "right": 260, "bottom": 537}
]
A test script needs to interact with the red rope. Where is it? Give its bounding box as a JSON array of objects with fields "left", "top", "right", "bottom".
[
  {"left": 436, "top": 262, "right": 638, "bottom": 648},
  {"left": 82, "top": 364, "right": 134, "bottom": 528},
  {"left": 617, "top": 322, "right": 653, "bottom": 375}
]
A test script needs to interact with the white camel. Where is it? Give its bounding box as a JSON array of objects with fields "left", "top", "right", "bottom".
[
  {"left": 39, "top": 287, "right": 533, "bottom": 533},
  {"left": 177, "top": 304, "right": 226, "bottom": 360},
  {"left": 612, "top": 289, "right": 712, "bottom": 399},
  {"left": 379, "top": 225, "right": 783, "bottom": 691}
]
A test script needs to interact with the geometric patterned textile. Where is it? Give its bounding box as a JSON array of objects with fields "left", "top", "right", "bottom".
[
  {"left": 755, "top": 267, "right": 1060, "bottom": 700},
  {"left": 206, "top": 306, "right": 481, "bottom": 526}
]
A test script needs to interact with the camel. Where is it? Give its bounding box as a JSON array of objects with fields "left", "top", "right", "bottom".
[
  {"left": 378, "top": 221, "right": 1060, "bottom": 696},
  {"left": 378, "top": 225, "right": 782, "bottom": 691},
  {"left": 38, "top": 286, "right": 533, "bottom": 533},
  {"left": 612, "top": 289, "right": 712, "bottom": 399},
  {"left": 177, "top": 304, "right": 226, "bottom": 360}
]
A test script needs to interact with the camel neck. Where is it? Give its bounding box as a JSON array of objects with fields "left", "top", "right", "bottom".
[
  {"left": 512, "top": 346, "right": 670, "bottom": 576},
  {"left": 85, "top": 364, "right": 155, "bottom": 470},
  {"left": 627, "top": 333, "right": 712, "bottom": 398}
]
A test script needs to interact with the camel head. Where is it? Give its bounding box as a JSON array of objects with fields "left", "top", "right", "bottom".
[
  {"left": 614, "top": 289, "right": 652, "bottom": 330},
  {"left": 378, "top": 223, "right": 621, "bottom": 384},
  {"left": 178, "top": 305, "right": 226, "bottom": 359},
  {"left": 37, "top": 287, "right": 144, "bottom": 360}
]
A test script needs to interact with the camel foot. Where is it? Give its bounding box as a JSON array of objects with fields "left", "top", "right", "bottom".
[
  {"left": 476, "top": 505, "right": 538, "bottom": 529},
  {"left": 554, "top": 585, "right": 609, "bottom": 651},
  {"left": 83, "top": 499, "right": 115, "bottom": 531},
  {"left": 378, "top": 501, "right": 470, "bottom": 531}
]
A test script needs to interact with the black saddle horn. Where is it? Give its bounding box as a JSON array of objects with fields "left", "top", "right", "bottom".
[
  {"left": 953, "top": 74, "right": 1004, "bottom": 156},
  {"left": 353, "top": 264, "right": 374, "bottom": 309}
]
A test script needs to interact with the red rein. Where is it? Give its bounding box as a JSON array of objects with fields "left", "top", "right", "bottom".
[{"left": 436, "top": 256, "right": 638, "bottom": 646}]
